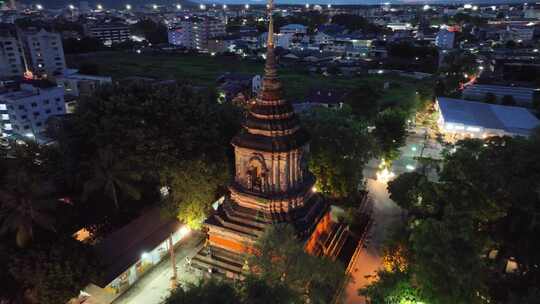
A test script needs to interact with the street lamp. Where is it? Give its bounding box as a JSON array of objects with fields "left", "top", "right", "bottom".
[
  {"left": 36, "top": 4, "right": 43, "bottom": 10},
  {"left": 68, "top": 4, "right": 75, "bottom": 10},
  {"left": 125, "top": 4, "right": 131, "bottom": 10},
  {"left": 152, "top": 4, "right": 158, "bottom": 10},
  {"left": 199, "top": 4, "right": 206, "bottom": 10},
  {"left": 327, "top": 4, "right": 331, "bottom": 8},
  {"left": 244, "top": 4, "right": 249, "bottom": 10},
  {"left": 305, "top": 3, "right": 309, "bottom": 9},
  {"left": 223, "top": 4, "right": 227, "bottom": 9},
  {"left": 176, "top": 4, "right": 181, "bottom": 10},
  {"left": 97, "top": 4, "right": 103, "bottom": 10}
]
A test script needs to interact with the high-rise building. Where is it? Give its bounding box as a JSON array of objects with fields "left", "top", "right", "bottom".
[
  {"left": 169, "top": 17, "right": 226, "bottom": 51},
  {"left": 0, "top": 25, "right": 24, "bottom": 78},
  {"left": 20, "top": 28, "right": 66, "bottom": 77}
]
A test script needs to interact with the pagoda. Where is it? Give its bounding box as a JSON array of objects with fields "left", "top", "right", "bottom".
[{"left": 192, "top": 0, "right": 330, "bottom": 278}]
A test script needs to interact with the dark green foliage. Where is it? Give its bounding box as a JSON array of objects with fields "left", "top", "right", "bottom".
[
  {"left": 7, "top": 238, "right": 100, "bottom": 304},
  {"left": 374, "top": 109, "right": 408, "bottom": 161},
  {"left": 301, "top": 107, "right": 375, "bottom": 199},
  {"left": 363, "top": 134, "right": 540, "bottom": 303},
  {"left": 501, "top": 95, "right": 516, "bottom": 106},
  {"left": 438, "top": 51, "right": 478, "bottom": 95},
  {"left": 331, "top": 14, "right": 389, "bottom": 34},
  {"left": 130, "top": 18, "right": 167, "bottom": 44},
  {"left": 249, "top": 224, "right": 346, "bottom": 304},
  {"left": 165, "top": 279, "right": 238, "bottom": 304},
  {"left": 63, "top": 37, "right": 103, "bottom": 54},
  {"left": 484, "top": 92, "right": 497, "bottom": 104}
]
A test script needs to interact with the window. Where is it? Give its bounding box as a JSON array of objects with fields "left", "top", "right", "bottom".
[
  {"left": 31, "top": 102, "right": 37, "bottom": 107},
  {"left": 33, "top": 112, "right": 40, "bottom": 116},
  {"left": 0, "top": 104, "right": 6, "bottom": 110},
  {"left": 56, "top": 107, "right": 63, "bottom": 111},
  {"left": 45, "top": 109, "right": 51, "bottom": 114},
  {"left": 1, "top": 114, "right": 9, "bottom": 120},
  {"left": 18, "top": 105, "right": 25, "bottom": 110},
  {"left": 6, "top": 47, "right": 13, "bottom": 50},
  {"left": 44, "top": 100, "right": 50, "bottom": 104},
  {"left": 23, "top": 125, "right": 29, "bottom": 130},
  {"left": 55, "top": 98, "right": 61, "bottom": 102},
  {"left": 21, "top": 115, "right": 27, "bottom": 119},
  {"left": 36, "top": 122, "right": 42, "bottom": 127}
]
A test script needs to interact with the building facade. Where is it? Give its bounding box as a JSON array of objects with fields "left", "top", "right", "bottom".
[
  {"left": 0, "top": 81, "right": 65, "bottom": 138},
  {"left": 170, "top": 17, "right": 226, "bottom": 51},
  {"left": 0, "top": 27, "right": 24, "bottom": 78},
  {"left": 20, "top": 28, "right": 66, "bottom": 77},
  {"left": 435, "top": 29, "right": 455, "bottom": 49},
  {"left": 87, "top": 23, "right": 130, "bottom": 46}
]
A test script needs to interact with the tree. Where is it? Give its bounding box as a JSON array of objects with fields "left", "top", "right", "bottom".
[
  {"left": 344, "top": 84, "right": 381, "bottom": 120},
  {"left": 484, "top": 92, "right": 497, "bottom": 104},
  {"left": 131, "top": 18, "right": 167, "bottom": 44},
  {"left": 501, "top": 95, "right": 516, "bottom": 106},
  {"left": 7, "top": 238, "right": 99, "bottom": 304},
  {"left": 83, "top": 146, "right": 141, "bottom": 209},
  {"left": 164, "top": 279, "right": 238, "bottom": 304},
  {"left": 374, "top": 109, "right": 408, "bottom": 162},
  {"left": 249, "top": 224, "right": 346, "bottom": 303},
  {"left": 301, "top": 107, "right": 375, "bottom": 199},
  {"left": 364, "top": 135, "right": 540, "bottom": 303},
  {"left": 0, "top": 144, "right": 57, "bottom": 248},
  {"left": 160, "top": 159, "right": 228, "bottom": 229}
]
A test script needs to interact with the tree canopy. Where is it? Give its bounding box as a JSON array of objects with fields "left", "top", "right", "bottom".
[{"left": 361, "top": 133, "right": 540, "bottom": 303}]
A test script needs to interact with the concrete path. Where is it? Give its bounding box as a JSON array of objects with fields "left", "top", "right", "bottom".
[
  {"left": 344, "top": 178, "right": 403, "bottom": 304},
  {"left": 112, "top": 232, "right": 205, "bottom": 304}
]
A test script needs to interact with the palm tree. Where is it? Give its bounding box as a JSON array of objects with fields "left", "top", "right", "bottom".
[
  {"left": 0, "top": 170, "right": 56, "bottom": 248},
  {"left": 83, "top": 146, "right": 141, "bottom": 209}
]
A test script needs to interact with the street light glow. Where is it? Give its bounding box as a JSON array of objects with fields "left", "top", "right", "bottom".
[
  {"left": 199, "top": 4, "right": 206, "bottom": 10},
  {"left": 244, "top": 4, "right": 250, "bottom": 9},
  {"left": 97, "top": 4, "right": 103, "bottom": 10},
  {"left": 176, "top": 4, "right": 181, "bottom": 9},
  {"left": 423, "top": 4, "right": 430, "bottom": 10},
  {"left": 125, "top": 4, "right": 131, "bottom": 10},
  {"left": 152, "top": 4, "right": 158, "bottom": 10},
  {"left": 36, "top": 4, "right": 43, "bottom": 10},
  {"left": 223, "top": 4, "right": 227, "bottom": 9},
  {"left": 68, "top": 4, "right": 75, "bottom": 10},
  {"left": 305, "top": 3, "right": 309, "bottom": 8},
  {"left": 327, "top": 4, "right": 331, "bottom": 8}
]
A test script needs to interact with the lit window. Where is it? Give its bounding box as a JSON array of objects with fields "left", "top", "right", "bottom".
[
  {"left": 1, "top": 114, "right": 8, "bottom": 120},
  {"left": 0, "top": 104, "right": 6, "bottom": 110},
  {"left": 4, "top": 123, "right": 12, "bottom": 130}
]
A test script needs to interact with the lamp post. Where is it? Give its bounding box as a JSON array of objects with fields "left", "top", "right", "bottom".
[{"left": 169, "top": 233, "right": 178, "bottom": 289}]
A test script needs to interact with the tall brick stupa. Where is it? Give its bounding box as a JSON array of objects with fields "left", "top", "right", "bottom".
[{"left": 192, "top": 0, "right": 330, "bottom": 278}]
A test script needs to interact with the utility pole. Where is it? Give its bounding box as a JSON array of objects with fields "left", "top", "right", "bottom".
[{"left": 169, "top": 233, "right": 178, "bottom": 289}]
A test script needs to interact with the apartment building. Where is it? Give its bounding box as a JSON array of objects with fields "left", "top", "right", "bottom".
[
  {"left": 168, "top": 17, "right": 225, "bottom": 51},
  {"left": 87, "top": 23, "right": 130, "bottom": 46},
  {"left": 0, "top": 26, "right": 24, "bottom": 78},
  {"left": 20, "top": 28, "right": 66, "bottom": 77}
]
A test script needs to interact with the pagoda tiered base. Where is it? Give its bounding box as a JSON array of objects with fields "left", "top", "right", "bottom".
[{"left": 191, "top": 194, "right": 329, "bottom": 279}]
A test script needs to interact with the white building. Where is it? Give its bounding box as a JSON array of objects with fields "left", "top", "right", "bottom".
[
  {"left": 387, "top": 23, "right": 413, "bottom": 31},
  {"left": 169, "top": 17, "right": 226, "bottom": 51},
  {"left": 436, "top": 97, "right": 540, "bottom": 140},
  {"left": 280, "top": 24, "right": 308, "bottom": 35},
  {"left": 314, "top": 31, "right": 334, "bottom": 46},
  {"left": 0, "top": 81, "right": 65, "bottom": 138},
  {"left": 435, "top": 29, "right": 455, "bottom": 49},
  {"left": 20, "top": 28, "right": 66, "bottom": 77},
  {"left": 0, "top": 27, "right": 24, "bottom": 78},
  {"left": 56, "top": 68, "right": 112, "bottom": 110},
  {"left": 505, "top": 25, "right": 535, "bottom": 42}
]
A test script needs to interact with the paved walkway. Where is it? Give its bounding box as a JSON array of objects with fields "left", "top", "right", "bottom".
[
  {"left": 344, "top": 178, "right": 403, "bottom": 304},
  {"left": 112, "top": 232, "right": 205, "bottom": 304}
]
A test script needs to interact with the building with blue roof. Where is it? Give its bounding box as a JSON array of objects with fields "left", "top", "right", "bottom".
[{"left": 436, "top": 97, "right": 540, "bottom": 140}]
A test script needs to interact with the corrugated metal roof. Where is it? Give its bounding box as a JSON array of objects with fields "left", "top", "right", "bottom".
[{"left": 437, "top": 97, "right": 540, "bottom": 136}]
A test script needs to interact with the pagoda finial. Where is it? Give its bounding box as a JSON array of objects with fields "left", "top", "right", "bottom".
[
  {"left": 267, "top": 0, "right": 274, "bottom": 48},
  {"left": 264, "top": 0, "right": 277, "bottom": 79}
]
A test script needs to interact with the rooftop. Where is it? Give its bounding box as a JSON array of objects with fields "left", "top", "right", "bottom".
[{"left": 437, "top": 97, "right": 540, "bottom": 136}]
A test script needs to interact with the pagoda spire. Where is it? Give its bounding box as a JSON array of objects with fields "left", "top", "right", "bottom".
[{"left": 264, "top": 0, "right": 277, "bottom": 79}]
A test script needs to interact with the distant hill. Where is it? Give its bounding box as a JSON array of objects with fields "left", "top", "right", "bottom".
[{"left": 19, "top": 0, "right": 196, "bottom": 10}]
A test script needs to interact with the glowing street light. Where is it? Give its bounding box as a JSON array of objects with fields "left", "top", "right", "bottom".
[
  {"left": 244, "top": 4, "right": 250, "bottom": 9},
  {"left": 176, "top": 4, "right": 181, "bottom": 9},
  {"left": 472, "top": 5, "right": 478, "bottom": 11},
  {"left": 152, "top": 4, "right": 158, "bottom": 10},
  {"left": 199, "top": 4, "right": 206, "bottom": 10},
  {"left": 96, "top": 4, "right": 103, "bottom": 10},
  {"left": 305, "top": 3, "right": 310, "bottom": 8},
  {"left": 223, "top": 4, "right": 227, "bottom": 9},
  {"left": 423, "top": 4, "right": 430, "bottom": 11},
  {"left": 36, "top": 4, "right": 43, "bottom": 10},
  {"left": 463, "top": 3, "right": 472, "bottom": 9},
  {"left": 125, "top": 4, "right": 131, "bottom": 10},
  {"left": 68, "top": 4, "right": 75, "bottom": 10},
  {"left": 327, "top": 4, "right": 331, "bottom": 8}
]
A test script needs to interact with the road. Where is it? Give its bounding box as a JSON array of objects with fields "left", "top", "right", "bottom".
[{"left": 112, "top": 232, "right": 205, "bottom": 304}]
